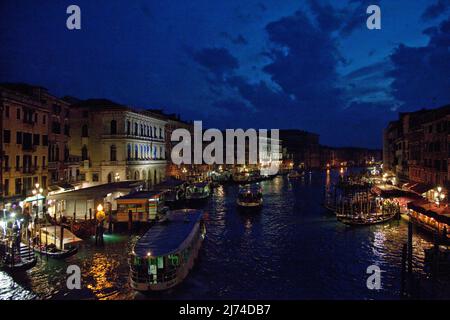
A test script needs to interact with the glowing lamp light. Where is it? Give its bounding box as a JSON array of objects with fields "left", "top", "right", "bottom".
[
  {"left": 147, "top": 252, "right": 152, "bottom": 257},
  {"left": 437, "top": 186, "right": 443, "bottom": 193},
  {"left": 440, "top": 194, "right": 446, "bottom": 200},
  {"left": 97, "top": 204, "right": 103, "bottom": 212}
]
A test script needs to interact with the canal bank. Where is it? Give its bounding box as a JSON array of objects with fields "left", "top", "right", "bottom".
[{"left": 0, "top": 170, "right": 446, "bottom": 300}]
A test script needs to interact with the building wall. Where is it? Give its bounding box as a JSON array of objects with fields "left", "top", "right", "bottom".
[
  {"left": 44, "top": 94, "right": 70, "bottom": 186},
  {"left": 384, "top": 105, "right": 450, "bottom": 188},
  {"left": 0, "top": 87, "right": 49, "bottom": 200},
  {"left": 68, "top": 102, "right": 167, "bottom": 187}
]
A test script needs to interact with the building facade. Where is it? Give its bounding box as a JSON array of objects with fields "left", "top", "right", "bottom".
[
  {"left": 383, "top": 105, "right": 450, "bottom": 187},
  {"left": 68, "top": 99, "right": 167, "bottom": 187},
  {"left": 0, "top": 84, "right": 50, "bottom": 202}
]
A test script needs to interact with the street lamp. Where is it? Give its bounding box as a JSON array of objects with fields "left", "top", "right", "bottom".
[
  {"left": 434, "top": 186, "right": 446, "bottom": 208},
  {"left": 32, "top": 183, "right": 44, "bottom": 219}
]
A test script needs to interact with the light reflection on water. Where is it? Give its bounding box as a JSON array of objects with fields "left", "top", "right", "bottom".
[{"left": 0, "top": 170, "right": 443, "bottom": 300}]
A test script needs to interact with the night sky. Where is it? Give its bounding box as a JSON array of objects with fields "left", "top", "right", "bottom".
[{"left": 1, "top": 0, "right": 450, "bottom": 148}]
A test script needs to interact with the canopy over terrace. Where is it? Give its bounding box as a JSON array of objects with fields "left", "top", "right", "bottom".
[{"left": 47, "top": 181, "right": 144, "bottom": 219}]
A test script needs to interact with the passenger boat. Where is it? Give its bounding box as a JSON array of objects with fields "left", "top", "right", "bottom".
[
  {"left": 116, "top": 191, "right": 169, "bottom": 223},
  {"left": 31, "top": 225, "right": 82, "bottom": 259},
  {"left": 288, "top": 170, "right": 304, "bottom": 179},
  {"left": 232, "top": 172, "right": 250, "bottom": 184},
  {"left": 154, "top": 178, "right": 186, "bottom": 207},
  {"left": 236, "top": 185, "right": 263, "bottom": 210},
  {"left": 129, "top": 209, "right": 206, "bottom": 291},
  {"left": 0, "top": 241, "right": 37, "bottom": 272},
  {"left": 185, "top": 182, "right": 211, "bottom": 204}
]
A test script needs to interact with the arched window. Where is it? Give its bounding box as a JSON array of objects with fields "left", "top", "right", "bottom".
[
  {"left": 149, "top": 126, "right": 153, "bottom": 137},
  {"left": 107, "top": 173, "right": 113, "bottom": 183},
  {"left": 134, "top": 145, "right": 138, "bottom": 159},
  {"left": 134, "top": 123, "right": 138, "bottom": 135},
  {"left": 127, "top": 144, "right": 131, "bottom": 160},
  {"left": 110, "top": 145, "right": 117, "bottom": 161},
  {"left": 153, "top": 127, "right": 157, "bottom": 137},
  {"left": 159, "top": 128, "right": 162, "bottom": 138},
  {"left": 127, "top": 121, "right": 131, "bottom": 135},
  {"left": 110, "top": 120, "right": 117, "bottom": 135},
  {"left": 140, "top": 124, "right": 143, "bottom": 136},
  {"left": 82, "top": 145, "right": 88, "bottom": 161},
  {"left": 81, "top": 125, "right": 88, "bottom": 137}
]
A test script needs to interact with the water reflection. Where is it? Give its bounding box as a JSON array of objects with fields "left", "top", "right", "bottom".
[{"left": 0, "top": 170, "right": 446, "bottom": 299}]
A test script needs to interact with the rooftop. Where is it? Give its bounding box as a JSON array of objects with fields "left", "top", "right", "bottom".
[{"left": 133, "top": 209, "right": 203, "bottom": 257}]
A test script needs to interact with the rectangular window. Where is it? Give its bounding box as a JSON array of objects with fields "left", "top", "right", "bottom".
[
  {"left": 43, "top": 135, "right": 48, "bottom": 146},
  {"left": 34, "top": 156, "right": 38, "bottom": 168},
  {"left": 3, "top": 130, "right": 10, "bottom": 143},
  {"left": 15, "top": 178, "right": 21, "bottom": 195},
  {"left": 52, "top": 122, "right": 61, "bottom": 134},
  {"left": 43, "top": 115, "right": 46, "bottom": 125},
  {"left": 33, "top": 134, "right": 40, "bottom": 145},
  {"left": 5, "top": 106, "right": 9, "bottom": 118},
  {"left": 92, "top": 173, "right": 99, "bottom": 182},
  {"left": 4, "top": 179, "right": 9, "bottom": 196},
  {"left": 3, "top": 155, "right": 9, "bottom": 171},
  {"left": 15, "top": 155, "right": 20, "bottom": 170},
  {"left": 16, "top": 108, "right": 20, "bottom": 120},
  {"left": 16, "top": 132, "right": 23, "bottom": 144},
  {"left": 42, "top": 156, "right": 46, "bottom": 168},
  {"left": 42, "top": 176, "right": 47, "bottom": 189}
]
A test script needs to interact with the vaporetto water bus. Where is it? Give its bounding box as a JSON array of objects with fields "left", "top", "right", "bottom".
[{"left": 129, "top": 209, "right": 206, "bottom": 291}]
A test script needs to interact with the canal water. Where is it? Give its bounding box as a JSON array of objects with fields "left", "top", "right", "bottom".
[{"left": 0, "top": 170, "right": 438, "bottom": 300}]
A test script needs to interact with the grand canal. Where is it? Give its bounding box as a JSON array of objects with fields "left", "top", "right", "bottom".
[{"left": 0, "top": 169, "right": 438, "bottom": 300}]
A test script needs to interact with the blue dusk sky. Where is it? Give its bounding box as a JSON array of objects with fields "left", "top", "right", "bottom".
[{"left": 1, "top": 0, "right": 450, "bottom": 147}]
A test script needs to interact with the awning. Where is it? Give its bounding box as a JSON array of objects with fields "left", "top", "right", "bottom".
[
  {"left": 407, "top": 182, "right": 433, "bottom": 195},
  {"left": 407, "top": 199, "right": 450, "bottom": 225}
]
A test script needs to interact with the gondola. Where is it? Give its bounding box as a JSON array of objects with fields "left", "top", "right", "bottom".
[
  {"left": 30, "top": 225, "right": 82, "bottom": 259},
  {"left": 0, "top": 242, "right": 37, "bottom": 272},
  {"left": 336, "top": 212, "right": 396, "bottom": 225}
]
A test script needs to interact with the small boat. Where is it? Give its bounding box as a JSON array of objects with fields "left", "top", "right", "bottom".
[
  {"left": 31, "top": 225, "right": 82, "bottom": 259},
  {"left": 0, "top": 241, "right": 37, "bottom": 272},
  {"left": 288, "top": 170, "right": 304, "bottom": 179},
  {"left": 336, "top": 212, "right": 396, "bottom": 225},
  {"left": 236, "top": 185, "right": 263, "bottom": 210},
  {"left": 154, "top": 178, "right": 187, "bottom": 208},
  {"left": 129, "top": 209, "right": 206, "bottom": 291},
  {"left": 232, "top": 172, "right": 250, "bottom": 184},
  {"left": 185, "top": 182, "right": 211, "bottom": 204}
]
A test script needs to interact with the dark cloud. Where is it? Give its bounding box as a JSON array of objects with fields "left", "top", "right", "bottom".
[
  {"left": 219, "top": 32, "right": 248, "bottom": 45},
  {"left": 422, "top": 0, "right": 450, "bottom": 20},
  {"left": 193, "top": 47, "right": 239, "bottom": 79},
  {"left": 263, "top": 10, "right": 342, "bottom": 110},
  {"left": 389, "top": 18, "right": 450, "bottom": 110},
  {"left": 340, "top": 0, "right": 380, "bottom": 36},
  {"left": 307, "top": 0, "right": 345, "bottom": 32}
]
